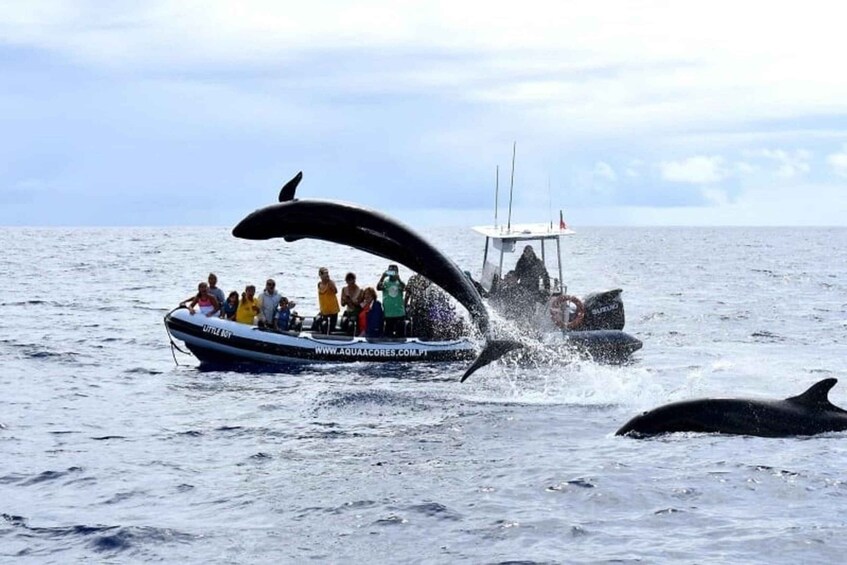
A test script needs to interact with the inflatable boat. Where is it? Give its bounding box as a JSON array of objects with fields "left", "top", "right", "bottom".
[
  {"left": 165, "top": 306, "right": 641, "bottom": 369},
  {"left": 165, "top": 307, "right": 478, "bottom": 367}
]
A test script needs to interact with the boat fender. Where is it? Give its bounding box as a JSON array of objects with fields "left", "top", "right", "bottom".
[{"left": 549, "top": 295, "right": 585, "bottom": 330}]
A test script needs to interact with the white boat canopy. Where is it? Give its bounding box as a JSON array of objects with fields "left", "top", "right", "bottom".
[{"left": 472, "top": 222, "right": 576, "bottom": 294}]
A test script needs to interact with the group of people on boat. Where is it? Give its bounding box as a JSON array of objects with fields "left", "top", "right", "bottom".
[
  {"left": 315, "top": 267, "right": 388, "bottom": 338},
  {"left": 180, "top": 266, "right": 468, "bottom": 341},
  {"left": 181, "top": 274, "right": 298, "bottom": 329}
]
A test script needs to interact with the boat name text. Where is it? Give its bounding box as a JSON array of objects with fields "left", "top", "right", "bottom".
[{"left": 202, "top": 325, "right": 233, "bottom": 339}]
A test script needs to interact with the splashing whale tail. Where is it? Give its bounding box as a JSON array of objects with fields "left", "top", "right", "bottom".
[{"left": 461, "top": 339, "right": 523, "bottom": 382}]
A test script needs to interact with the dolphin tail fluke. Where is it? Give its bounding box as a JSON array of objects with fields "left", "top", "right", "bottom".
[{"left": 460, "top": 339, "right": 522, "bottom": 382}]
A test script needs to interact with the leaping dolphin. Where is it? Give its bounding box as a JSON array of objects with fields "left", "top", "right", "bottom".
[
  {"left": 232, "top": 172, "right": 521, "bottom": 381},
  {"left": 616, "top": 378, "right": 847, "bottom": 438}
]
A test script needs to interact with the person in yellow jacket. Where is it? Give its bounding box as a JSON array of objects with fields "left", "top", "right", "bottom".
[
  {"left": 236, "top": 285, "right": 260, "bottom": 324},
  {"left": 317, "top": 267, "right": 340, "bottom": 333}
]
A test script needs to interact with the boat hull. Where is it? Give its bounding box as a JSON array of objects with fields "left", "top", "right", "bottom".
[
  {"left": 553, "top": 329, "right": 642, "bottom": 364},
  {"left": 165, "top": 310, "right": 641, "bottom": 370},
  {"left": 165, "top": 309, "right": 478, "bottom": 367}
]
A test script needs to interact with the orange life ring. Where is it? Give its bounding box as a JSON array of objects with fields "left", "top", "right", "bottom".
[{"left": 549, "top": 294, "right": 585, "bottom": 330}]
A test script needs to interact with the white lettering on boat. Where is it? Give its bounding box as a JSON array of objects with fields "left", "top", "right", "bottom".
[
  {"left": 202, "top": 325, "right": 233, "bottom": 339},
  {"left": 314, "top": 346, "right": 428, "bottom": 358}
]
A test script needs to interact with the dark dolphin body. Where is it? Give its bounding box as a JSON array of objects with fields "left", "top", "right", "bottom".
[
  {"left": 232, "top": 173, "right": 521, "bottom": 381},
  {"left": 616, "top": 378, "right": 847, "bottom": 438}
]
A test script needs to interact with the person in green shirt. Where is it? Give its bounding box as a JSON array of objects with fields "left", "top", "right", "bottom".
[{"left": 377, "top": 264, "right": 406, "bottom": 337}]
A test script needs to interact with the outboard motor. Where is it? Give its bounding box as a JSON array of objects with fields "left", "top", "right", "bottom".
[{"left": 580, "top": 289, "right": 625, "bottom": 331}]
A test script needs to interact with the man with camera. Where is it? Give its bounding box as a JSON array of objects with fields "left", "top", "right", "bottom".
[{"left": 377, "top": 264, "right": 406, "bottom": 337}]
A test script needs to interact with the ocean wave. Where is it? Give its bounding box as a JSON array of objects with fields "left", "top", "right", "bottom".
[
  {"left": 1, "top": 466, "right": 85, "bottom": 486},
  {"left": 2, "top": 514, "right": 196, "bottom": 556},
  {"left": 403, "top": 502, "right": 462, "bottom": 521},
  {"left": 314, "top": 388, "right": 432, "bottom": 411},
  {"left": 750, "top": 330, "right": 787, "bottom": 342},
  {"left": 124, "top": 367, "right": 164, "bottom": 375}
]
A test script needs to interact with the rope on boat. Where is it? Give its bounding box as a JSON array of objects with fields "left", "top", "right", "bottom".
[{"left": 164, "top": 306, "right": 193, "bottom": 366}]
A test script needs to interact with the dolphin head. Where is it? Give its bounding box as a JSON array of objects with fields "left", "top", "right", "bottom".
[
  {"left": 615, "top": 400, "right": 723, "bottom": 437},
  {"left": 615, "top": 405, "right": 677, "bottom": 437}
]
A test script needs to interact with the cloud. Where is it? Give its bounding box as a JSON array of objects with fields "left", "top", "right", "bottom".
[
  {"left": 2, "top": 2, "right": 847, "bottom": 226},
  {"left": 827, "top": 144, "right": 847, "bottom": 178},
  {"left": 734, "top": 161, "right": 758, "bottom": 175},
  {"left": 700, "top": 187, "right": 730, "bottom": 207},
  {"left": 749, "top": 148, "right": 811, "bottom": 178},
  {"left": 4, "top": 1, "right": 847, "bottom": 136},
  {"left": 660, "top": 156, "right": 727, "bottom": 184},
  {"left": 593, "top": 161, "right": 617, "bottom": 182},
  {"left": 621, "top": 181, "right": 847, "bottom": 226}
]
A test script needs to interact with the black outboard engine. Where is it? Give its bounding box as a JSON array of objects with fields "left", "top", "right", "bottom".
[{"left": 580, "top": 289, "right": 625, "bottom": 331}]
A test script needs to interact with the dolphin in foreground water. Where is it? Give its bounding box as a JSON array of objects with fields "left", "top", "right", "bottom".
[
  {"left": 232, "top": 172, "right": 521, "bottom": 381},
  {"left": 616, "top": 378, "right": 847, "bottom": 438}
]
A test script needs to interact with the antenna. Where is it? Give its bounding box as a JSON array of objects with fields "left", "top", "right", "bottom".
[
  {"left": 494, "top": 165, "right": 499, "bottom": 228},
  {"left": 547, "top": 175, "right": 553, "bottom": 230},
  {"left": 507, "top": 141, "right": 516, "bottom": 231}
]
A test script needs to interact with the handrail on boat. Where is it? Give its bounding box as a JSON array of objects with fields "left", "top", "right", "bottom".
[{"left": 163, "top": 306, "right": 194, "bottom": 365}]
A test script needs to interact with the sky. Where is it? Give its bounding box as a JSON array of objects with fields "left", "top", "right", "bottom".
[{"left": 2, "top": 1, "right": 847, "bottom": 227}]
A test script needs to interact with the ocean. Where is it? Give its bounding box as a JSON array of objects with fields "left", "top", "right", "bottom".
[{"left": 2, "top": 225, "right": 846, "bottom": 564}]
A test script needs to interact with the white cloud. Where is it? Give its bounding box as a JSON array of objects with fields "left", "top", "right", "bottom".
[
  {"left": 629, "top": 182, "right": 847, "bottom": 226},
  {"left": 749, "top": 148, "right": 811, "bottom": 178},
  {"left": 3, "top": 2, "right": 847, "bottom": 226},
  {"left": 827, "top": 144, "right": 847, "bottom": 178},
  {"left": 734, "top": 161, "right": 758, "bottom": 175},
  {"left": 660, "top": 156, "right": 727, "bottom": 184},
  {"left": 3, "top": 1, "right": 847, "bottom": 138},
  {"left": 700, "top": 187, "right": 730, "bottom": 206},
  {"left": 593, "top": 161, "right": 617, "bottom": 182}
]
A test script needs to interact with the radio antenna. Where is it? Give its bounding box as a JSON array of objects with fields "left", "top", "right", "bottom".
[
  {"left": 547, "top": 175, "right": 553, "bottom": 230},
  {"left": 494, "top": 165, "right": 499, "bottom": 228},
  {"left": 507, "top": 141, "right": 516, "bottom": 231}
]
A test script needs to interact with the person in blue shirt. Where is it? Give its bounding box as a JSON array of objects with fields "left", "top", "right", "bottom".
[
  {"left": 276, "top": 296, "right": 296, "bottom": 331},
  {"left": 221, "top": 291, "right": 239, "bottom": 321}
]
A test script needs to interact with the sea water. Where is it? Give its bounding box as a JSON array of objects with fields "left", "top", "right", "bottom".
[{"left": 1, "top": 226, "right": 846, "bottom": 563}]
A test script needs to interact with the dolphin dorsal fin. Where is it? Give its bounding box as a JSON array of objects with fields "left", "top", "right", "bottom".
[
  {"left": 786, "top": 378, "right": 838, "bottom": 407},
  {"left": 278, "top": 171, "right": 303, "bottom": 202}
]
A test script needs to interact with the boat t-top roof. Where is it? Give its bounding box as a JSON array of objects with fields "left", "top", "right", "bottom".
[
  {"left": 474, "top": 222, "right": 574, "bottom": 295},
  {"left": 472, "top": 223, "right": 576, "bottom": 241}
]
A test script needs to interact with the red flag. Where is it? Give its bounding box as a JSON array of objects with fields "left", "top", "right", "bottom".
[{"left": 559, "top": 210, "right": 568, "bottom": 230}]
